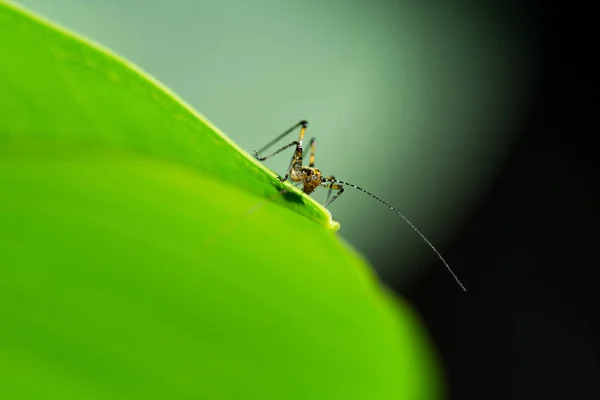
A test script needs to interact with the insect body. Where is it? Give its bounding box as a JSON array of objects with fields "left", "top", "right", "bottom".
[{"left": 254, "top": 121, "right": 467, "bottom": 291}]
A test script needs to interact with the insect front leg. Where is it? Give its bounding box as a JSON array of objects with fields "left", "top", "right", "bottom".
[
  {"left": 324, "top": 175, "right": 337, "bottom": 204},
  {"left": 322, "top": 178, "right": 344, "bottom": 207}
]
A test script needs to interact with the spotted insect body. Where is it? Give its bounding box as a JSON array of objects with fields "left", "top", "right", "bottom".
[{"left": 293, "top": 167, "right": 322, "bottom": 194}]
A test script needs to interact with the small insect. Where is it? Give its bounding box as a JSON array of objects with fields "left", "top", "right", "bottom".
[{"left": 254, "top": 120, "right": 467, "bottom": 291}]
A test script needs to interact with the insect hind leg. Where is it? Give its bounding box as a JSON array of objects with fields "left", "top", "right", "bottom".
[
  {"left": 254, "top": 141, "right": 297, "bottom": 162},
  {"left": 308, "top": 137, "right": 317, "bottom": 167},
  {"left": 254, "top": 121, "right": 309, "bottom": 182},
  {"left": 254, "top": 120, "right": 307, "bottom": 157}
]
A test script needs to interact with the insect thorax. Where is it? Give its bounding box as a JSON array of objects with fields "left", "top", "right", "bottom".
[{"left": 292, "top": 167, "right": 322, "bottom": 194}]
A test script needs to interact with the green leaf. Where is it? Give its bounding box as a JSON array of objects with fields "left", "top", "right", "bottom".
[{"left": 0, "top": 1, "right": 442, "bottom": 399}]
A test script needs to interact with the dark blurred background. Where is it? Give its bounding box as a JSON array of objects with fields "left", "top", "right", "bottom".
[
  {"left": 405, "top": 4, "right": 599, "bottom": 400},
  {"left": 15, "top": 1, "right": 598, "bottom": 399}
]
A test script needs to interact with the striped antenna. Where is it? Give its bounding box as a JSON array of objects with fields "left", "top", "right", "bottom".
[{"left": 326, "top": 178, "right": 467, "bottom": 292}]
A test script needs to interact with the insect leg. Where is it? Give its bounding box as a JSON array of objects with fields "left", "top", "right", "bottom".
[
  {"left": 256, "top": 121, "right": 309, "bottom": 182},
  {"left": 308, "top": 137, "right": 317, "bottom": 167},
  {"left": 322, "top": 178, "right": 344, "bottom": 206},
  {"left": 280, "top": 143, "right": 303, "bottom": 182},
  {"left": 254, "top": 120, "right": 308, "bottom": 158},
  {"left": 254, "top": 141, "right": 298, "bottom": 162},
  {"left": 324, "top": 175, "right": 337, "bottom": 204}
]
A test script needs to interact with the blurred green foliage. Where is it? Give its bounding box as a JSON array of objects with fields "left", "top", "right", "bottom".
[{"left": 0, "top": 2, "right": 442, "bottom": 399}]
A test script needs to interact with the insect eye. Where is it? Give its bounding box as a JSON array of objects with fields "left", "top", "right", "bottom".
[{"left": 306, "top": 170, "right": 312, "bottom": 176}]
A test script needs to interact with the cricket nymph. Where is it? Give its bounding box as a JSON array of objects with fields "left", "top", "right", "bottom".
[{"left": 254, "top": 120, "right": 467, "bottom": 291}]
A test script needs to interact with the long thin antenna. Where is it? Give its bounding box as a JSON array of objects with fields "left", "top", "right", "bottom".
[{"left": 329, "top": 179, "right": 467, "bottom": 292}]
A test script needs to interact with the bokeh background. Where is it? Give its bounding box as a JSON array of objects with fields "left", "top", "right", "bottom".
[{"left": 13, "top": 1, "right": 598, "bottom": 399}]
